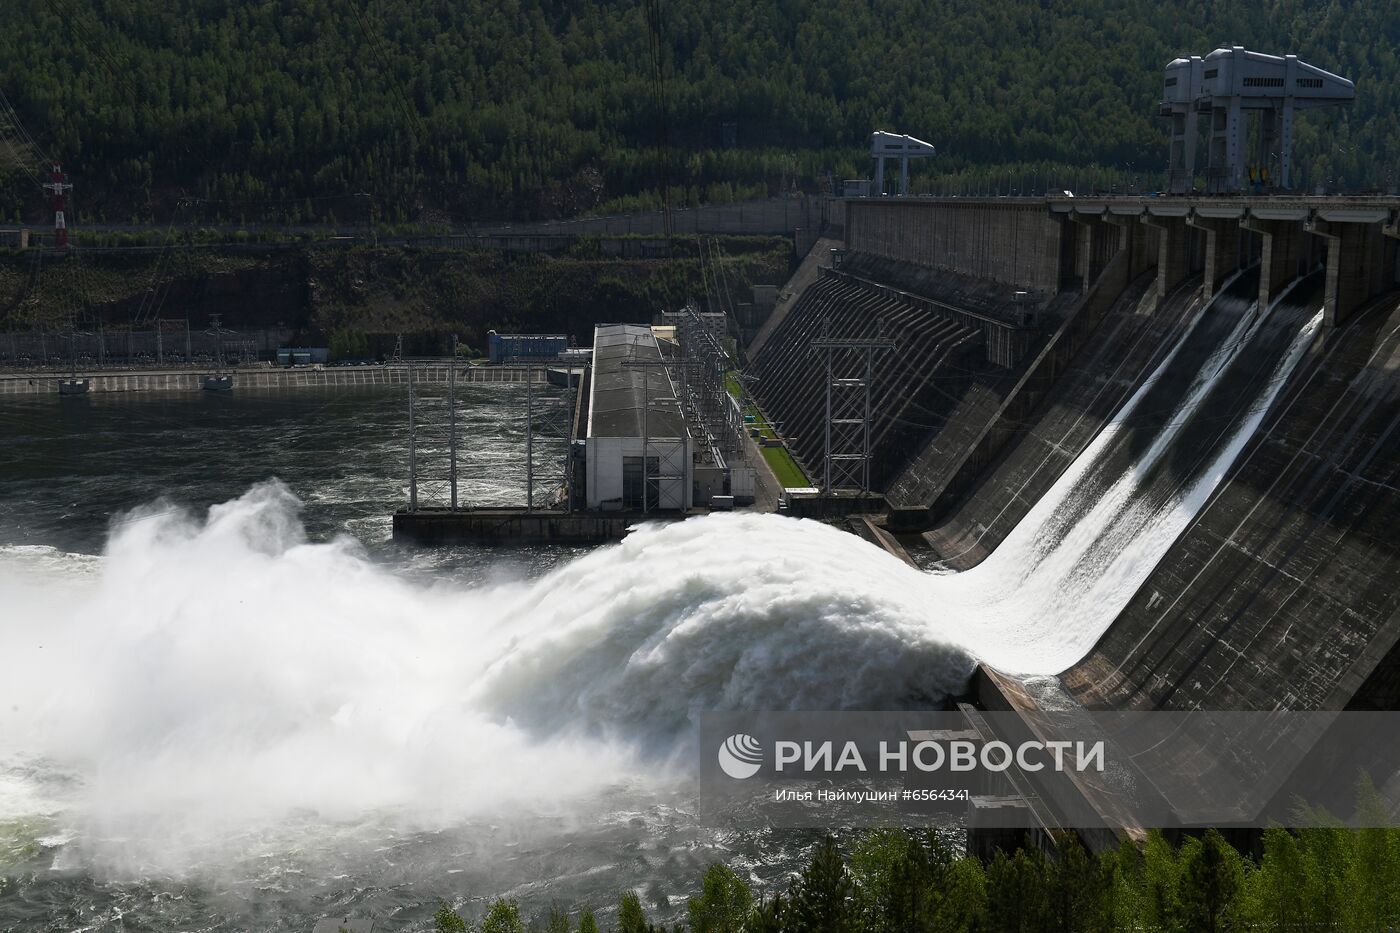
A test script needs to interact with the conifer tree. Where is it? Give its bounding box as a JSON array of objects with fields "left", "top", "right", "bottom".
[
  {"left": 686, "top": 864, "right": 754, "bottom": 933},
  {"left": 787, "top": 836, "right": 856, "bottom": 933},
  {"left": 1177, "top": 830, "right": 1242, "bottom": 933},
  {"left": 617, "top": 890, "right": 649, "bottom": 933}
]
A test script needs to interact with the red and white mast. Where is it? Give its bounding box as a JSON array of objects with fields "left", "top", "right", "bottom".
[{"left": 42, "top": 163, "right": 73, "bottom": 249}]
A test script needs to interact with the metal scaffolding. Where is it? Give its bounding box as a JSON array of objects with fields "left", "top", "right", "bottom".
[
  {"left": 403, "top": 359, "right": 576, "bottom": 513},
  {"left": 668, "top": 304, "right": 745, "bottom": 462},
  {"left": 524, "top": 362, "right": 577, "bottom": 511},
  {"left": 811, "top": 323, "right": 895, "bottom": 494}
]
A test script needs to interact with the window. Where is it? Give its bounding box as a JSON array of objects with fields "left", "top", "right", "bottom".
[{"left": 1205, "top": 68, "right": 1219, "bottom": 79}]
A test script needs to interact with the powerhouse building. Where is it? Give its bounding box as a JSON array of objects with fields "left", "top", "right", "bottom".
[{"left": 584, "top": 324, "right": 693, "bottom": 510}]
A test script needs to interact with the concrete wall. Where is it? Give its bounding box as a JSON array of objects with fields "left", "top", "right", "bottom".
[
  {"left": 845, "top": 199, "right": 1065, "bottom": 295},
  {"left": 393, "top": 509, "right": 632, "bottom": 544},
  {"left": 746, "top": 235, "right": 841, "bottom": 359},
  {"left": 584, "top": 435, "right": 690, "bottom": 510}
]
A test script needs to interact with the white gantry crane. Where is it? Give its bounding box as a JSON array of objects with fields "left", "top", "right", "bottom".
[
  {"left": 870, "top": 131, "right": 935, "bottom": 197},
  {"left": 1161, "top": 46, "right": 1354, "bottom": 194}
]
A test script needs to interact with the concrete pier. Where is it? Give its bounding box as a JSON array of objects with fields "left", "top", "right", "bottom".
[
  {"left": 1187, "top": 213, "right": 1242, "bottom": 300},
  {"left": 1241, "top": 215, "right": 1305, "bottom": 312},
  {"left": 1306, "top": 215, "right": 1387, "bottom": 326},
  {"left": 1069, "top": 210, "right": 1113, "bottom": 294},
  {"left": 1105, "top": 211, "right": 1153, "bottom": 283},
  {"left": 392, "top": 508, "right": 639, "bottom": 544},
  {"left": 1141, "top": 212, "right": 1191, "bottom": 304}
]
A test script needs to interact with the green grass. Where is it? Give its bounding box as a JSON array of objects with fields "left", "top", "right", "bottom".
[
  {"left": 726, "top": 370, "right": 811, "bottom": 488},
  {"left": 759, "top": 445, "right": 811, "bottom": 488}
]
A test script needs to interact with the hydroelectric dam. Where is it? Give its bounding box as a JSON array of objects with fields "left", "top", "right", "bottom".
[{"left": 746, "top": 191, "right": 1400, "bottom": 848}]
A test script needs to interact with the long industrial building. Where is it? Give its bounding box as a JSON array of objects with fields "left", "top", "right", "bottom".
[{"left": 583, "top": 324, "right": 693, "bottom": 511}]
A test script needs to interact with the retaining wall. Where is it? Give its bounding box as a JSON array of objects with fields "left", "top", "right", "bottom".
[{"left": 846, "top": 198, "right": 1066, "bottom": 295}]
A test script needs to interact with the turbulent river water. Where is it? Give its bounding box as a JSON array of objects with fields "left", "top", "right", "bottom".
[{"left": 0, "top": 282, "right": 1323, "bottom": 931}]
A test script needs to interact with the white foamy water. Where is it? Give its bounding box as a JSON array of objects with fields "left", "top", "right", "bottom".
[
  {"left": 0, "top": 493, "right": 971, "bottom": 877},
  {"left": 0, "top": 288, "right": 1322, "bottom": 881}
]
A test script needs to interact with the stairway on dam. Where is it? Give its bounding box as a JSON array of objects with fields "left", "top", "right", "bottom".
[{"left": 749, "top": 269, "right": 983, "bottom": 489}]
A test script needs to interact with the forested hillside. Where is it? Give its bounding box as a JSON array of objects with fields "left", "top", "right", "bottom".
[{"left": 0, "top": 0, "right": 1395, "bottom": 224}]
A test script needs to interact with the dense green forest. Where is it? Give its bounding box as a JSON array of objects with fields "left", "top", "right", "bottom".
[
  {"left": 432, "top": 822, "right": 1400, "bottom": 933},
  {"left": 0, "top": 0, "right": 1396, "bottom": 225}
]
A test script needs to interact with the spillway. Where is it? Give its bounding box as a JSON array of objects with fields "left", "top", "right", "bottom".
[
  {"left": 0, "top": 261, "right": 1340, "bottom": 925},
  {"left": 1062, "top": 276, "right": 1400, "bottom": 712},
  {"left": 921, "top": 268, "right": 1323, "bottom": 673}
]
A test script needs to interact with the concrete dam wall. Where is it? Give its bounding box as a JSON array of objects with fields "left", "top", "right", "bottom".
[
  {"left": 1060, "top": 286, "right": 1400, "bottom": 713},
  {"left": 755, "top": 196, "right": 1399, "bottom": 510},
  {"left": 753, "top": 194, "right": 1400, "bottom": 734},
  {"left": 921, "top": 273, "right": 1203, "bottom": 567},
  {"left": 846, "top": 198, "right": 1070, "bottom": 296}
]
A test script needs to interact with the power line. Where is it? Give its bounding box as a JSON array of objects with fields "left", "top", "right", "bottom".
[
  {"left": 0, "top": 88, "right": 48, "bottom": 185},
  {"left": 348, "top": 0, "right": 429, "bottom": 149},
  {"left": 643, "top": 0, "right": 673, "bottom": 247}
]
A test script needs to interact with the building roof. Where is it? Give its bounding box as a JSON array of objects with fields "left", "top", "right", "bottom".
[
  {"left": 587, "top": 323, "right": 687, "bottom": 439},
  {"left": 870, "top": 130, "right": 935, "bottom": 158}
]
